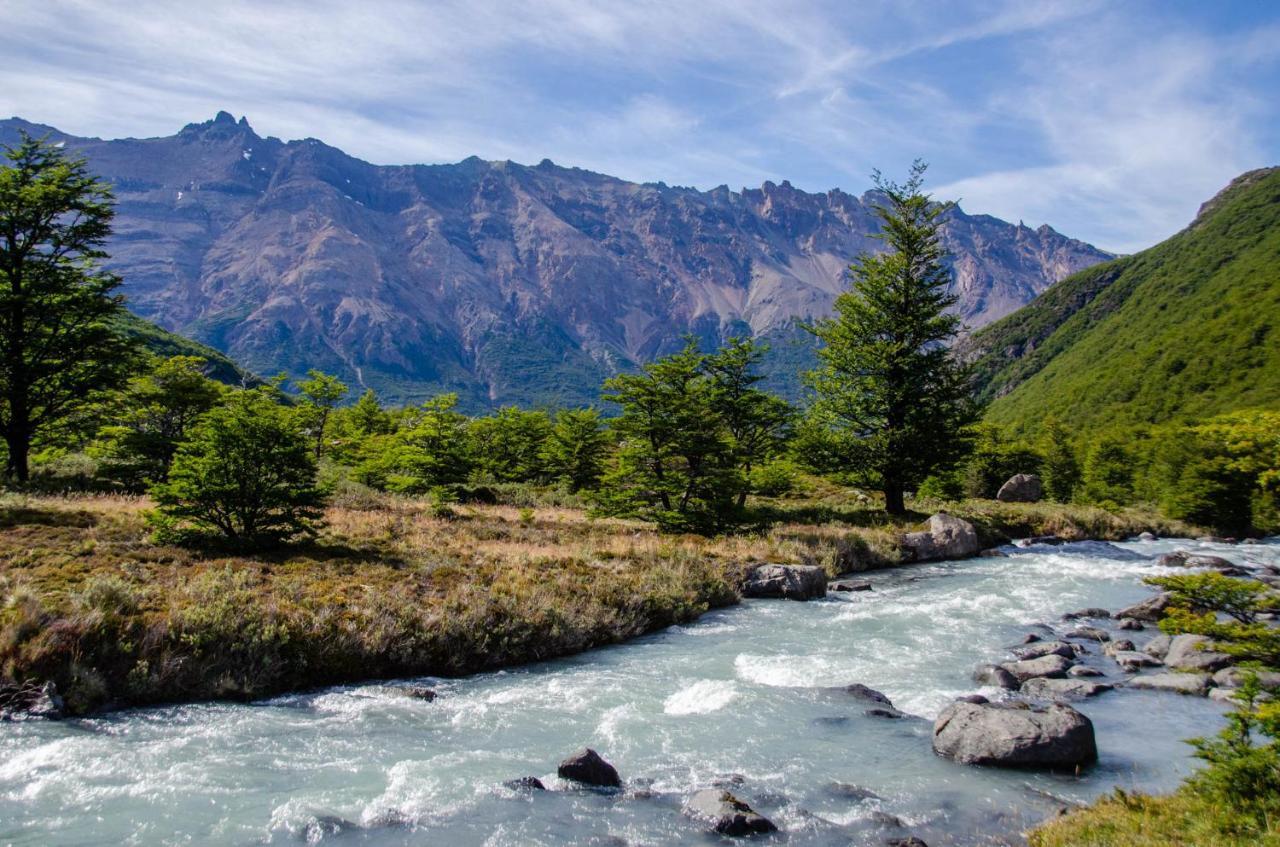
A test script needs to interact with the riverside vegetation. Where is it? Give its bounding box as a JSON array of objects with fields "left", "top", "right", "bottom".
[{"left": 2, "top": 137, "right": 1278, "bottom": 845}]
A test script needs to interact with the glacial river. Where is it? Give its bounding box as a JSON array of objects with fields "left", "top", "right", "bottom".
[{"left": 3, "top": 537, "right": 1277, "bottom": 846}]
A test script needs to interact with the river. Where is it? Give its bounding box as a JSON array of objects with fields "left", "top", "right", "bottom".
[{"left": 3, "top": 536, "right": 1277, "bottom": 846}]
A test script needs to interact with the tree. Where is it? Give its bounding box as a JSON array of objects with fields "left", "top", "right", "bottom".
[
  {"left": 354, "top": 394, "right": 473, "bottom": 493},
  {"left": 963, "top": 424, "right": 1040, "bottom": 499},
  {"left": 1081, "top": 435, "right": 1135, "bottom": 506},
  {"left": 1038, "top": 417, "right": 1082, "bottom": 503},
  {"left": 541, "top": 407, "right": 610, "bottom": 492},
  {"left": 297, "top": 369, "right": 347, "bottom": 459},
  {"left": 349, "top": 388, "right": 391, "bottom": 437},
  {"left": 597, "top": 342, "right": 739, "bottom": 533},
  {"left": 0, "top": 133, "right": 136, "bottom": 482},
  {"left": 703, "top": 337, "right": 794, "bottom": 507},
  {"left": 469, "top": 406, "right": 553, "bottom": 483},
  {"left": 804, "top": 161, "right": 976, "bottom": 514},
  {"left": 151, "top": 387, "right": 326, "bottom": 546},
  {"left": 96, "top": 355, "right": 224, "bottom": 488}
]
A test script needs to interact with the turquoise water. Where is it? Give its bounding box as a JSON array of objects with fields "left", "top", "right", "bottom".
[{"left": 3, "top": 537, "right": 1275, "bottom": 846}]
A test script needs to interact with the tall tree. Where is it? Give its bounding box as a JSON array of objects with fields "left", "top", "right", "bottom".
[
  {"left": 805, "top": 161, "right": 975, "bottom": 514},
  {"left": 541, "top": 407, "right": 610, "bottom": 493},
  {"left": 297, "top": 369, "right": 347, "bottom": 459},
  {"left": 703, "top": 337, "right": 794, "bottom": 507},
  {"left": 0, "top": 134, "right": 135, "bottom": 481}
]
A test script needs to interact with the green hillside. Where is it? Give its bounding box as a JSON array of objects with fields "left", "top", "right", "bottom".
[
  {"left": 968, "top": 166, "right": 1280, "bottom": 437},
  {"left": 113, "top": 311, "right": 254, "bottom": 386}
]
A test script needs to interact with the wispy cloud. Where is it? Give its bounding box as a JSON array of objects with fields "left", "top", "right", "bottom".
[{"left": 0, "top": 0, "right": 1275, "bottom": 251}]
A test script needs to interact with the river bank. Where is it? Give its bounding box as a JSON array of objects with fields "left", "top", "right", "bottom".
[
  {"left": 0, "top": 491, "right": 1195, "bottom": 716},
  {"left": 3, "top": 532, "right": 1257, "bottom": 846}
]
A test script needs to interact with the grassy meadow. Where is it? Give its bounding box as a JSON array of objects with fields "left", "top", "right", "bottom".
[{"left": 1, "top": 485, "right": 1193, "bottom": 715}]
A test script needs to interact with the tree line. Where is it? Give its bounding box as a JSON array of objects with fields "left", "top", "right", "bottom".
[{"left": 2, "top": 136, "right": 1276, "bottom": 546}]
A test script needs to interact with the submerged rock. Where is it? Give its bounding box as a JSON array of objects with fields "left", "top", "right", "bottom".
[
  {"left": 742, "top": 564, "right": 827, "bottom": 600},
  {"left": 1001, "top": 654, "right": 1073, "bottom": 682},
  {"left": 996, "top": 473, "right": 1043, "bottom": 503},
  {"left": 1016, "top": 534, "right": 1066, "bottom": 547},
  {"left": 684, "top": 789, "right": 777, "bottom": 836},
  {"left": 1062, "top": 607, "right": 1110, "bottom": 621},
  {"left": 503, "top": 776, "right": 546, "bottom": 791},
  {"left": 830, "top": 579, "right": 872, "bottom": 592},
  {"left": 888, "top": 839, "right": 929, "bottom": 847},
  {"left": 1128, "top": 673, "right": 1210, "bottom": 696},
  {"left": 826, "top": 782, "right": 880, "bottom": 801},
  {"left": 973, "top": 664, "right": 1019, "bottom": 690},
  {"left": 901, "top": 513, "right": 980, "bottom": 562},
  {"left": 843, "top": 684, "right": 894, "bottom": 707},
  {"left": 932, "top": 701, "right": 1097, "bottom": 767},
  {"left": 558, "top": 748, "right": 621, "bottom": 788}
]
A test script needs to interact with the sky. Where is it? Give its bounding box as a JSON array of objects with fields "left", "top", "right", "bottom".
[{"left": 2, "top": 0, "right": 1277, "bottom": 253}]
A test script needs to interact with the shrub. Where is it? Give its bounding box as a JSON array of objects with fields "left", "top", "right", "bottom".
[{"left": 151, "top": 388, "right": 326, "bottom": 547}]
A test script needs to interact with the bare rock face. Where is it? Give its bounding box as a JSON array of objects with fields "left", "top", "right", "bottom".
[
  {"left": 0, "top": 115, "right": 1112, "bottom": 410},
  {"left": 902, "top": 514, "right": 980, "bottom": 562},
  {"left": 742, "top": 564, "right": 827, "bottom": 600},
  {"left": 684, "top": 789, "right": 777, "bottom": 836},
  {"left": 932, "top": 701, "right": 1097, "bottom": 767},
  {"left": 996, "top": 474, "right": 1043, "bottom": 503},
  {"left": 557, "top": 748, "right": 621, "bottom": 788}
]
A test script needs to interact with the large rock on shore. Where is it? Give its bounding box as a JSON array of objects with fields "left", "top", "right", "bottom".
[
  {"left": 996, "top": 474, "right": 1043, "bottom": 503},
  {"left": 1116, "top": 593, "right": 1172, "bottom": 622},
  {"left": 973, "top": 664, "right": 1019, "bottom": 690},
  {"left": 1164, "top": 635, "right": 1232, "bottom": 672},
  {"left": 932, "top": 701, "right": 1097, "bottom": 767},
  {"left": 902, "top": 514, "right": 980, "bottom": 562},
  {"left": 1001, "top": 654, "right": 1073, "bottom": 682},
  {"left": 1128, "top": 673, "right": 1210, "bottom": 696},
  {"left": 684, "top": 789, "right": 777, "bottom": 836},
  {"left": 742, "top": 564, "right": 827, "bottom": 600},
  {"left": 558, "top": 748, "right": 621, "bottom": 788}
]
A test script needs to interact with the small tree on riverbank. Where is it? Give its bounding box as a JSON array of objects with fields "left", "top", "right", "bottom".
[
  {"left": 804, "top": 161, "right": 976, "bottom": 514},
  {"left": 151, "top": 387, "right": 326, "bottom": 546}
]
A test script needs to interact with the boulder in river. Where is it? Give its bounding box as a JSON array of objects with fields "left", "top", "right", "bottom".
[
  {"left": 0, "top": 681, "right": 64, "bottom": 720},
  {"left": 1066, "top": 626, "right": 1110, "bottom": 643},
  {"left": 1164, "top": 634, "right": 1232, "bottom": 672},
  {"left": 1012, "top": 641, "right": 1078, "bottom": 661},
  {"left": 973, "top": 664, "right": 1019, "bottom": 689},
  {"left": 1015, "top": 534, "right": 1066, "bottom": 547},
  {"left": 1128, "top": 673, "right": 1210, "bottom": 696},
  {"left": 742, "top": 564, "right": 827, "bottom": 600},
  {"left": 1142, "top": 634, "right": 1172, "bottom": 659},
  {"left": 1001, "top": 654, "right": 1073, "bottom": 682},
  {"left": 1102, "top": 639, "right": 1135, "bottom": 657},
  {"left": 888, "top": 839, "right": 929, "bottom": 847},
  {"left": 1111, "top": 650, "right": 1162, "bottom": 670},
  {"left": 683, "top": 789, "right": 777, "bottom": 836},
  {"left": 1020, "top": 677, "right": 1113, "bottom": 700},
  {"left": 1117, "top": 618, "right": 1144, "bottom": 631},
  {"left": 1212, "top": 667, "right": 1280, "bottom": 689},
  {"left": 503, "top": 776, "right": 546, "bottom": 791},
  {"left": 843, "top": 684, "right": 894, "bottom": 707},
  {"left": 996, "top": 473, "right": 1043, "bottom": 503},
  {"left": 901, "top": 513, "right": 980, "bottom": 562},
  {"left": 830, "top": 579, "right": 872, "bottom": 592},
  {"left": 1116, "top": 593, "right": 1172, "bottom": 622},
  {"left": 1137, "top": 532, "right": 1157, "bottom": 542},
  {"left": 558, "top": 748, "right": 621, "bottom": 788},
  {"left": 1068, "top": 665, "right": 1105, "bottom": 678},
  {"left": 932, "top": 701, "right": 1097, "bottom": 767},
  {"left": 1062, "top": 607, "right": 1110, "bottom": 621}
]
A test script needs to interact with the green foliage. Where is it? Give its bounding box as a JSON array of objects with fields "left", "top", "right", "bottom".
[
  {"left": 749, "top": 458, "right": 799, "bottom": 498},
  {"left": 469, "top": 406, "right": 553, "bottom": 483},
  {"left": 972, "top": 167, "right": 1280, "bottom": 437},
  {"left": 1081, "top": 435, "right": 1136, "bottom": 507},
  {"left": 354, "top": 394, "right": 473, "bottom": 494},
  {"left": 917, "top": 470, "right": 965, "bottom": 501},
  {"left": 94, "top": 355, "right": 224, "bottom": 489},
  {"left": 151, "top": 387, "right": 326, "bottom": 546},
  {"left": 962, "top": 424, "right": 1041, "bottom": 499},
  {"left": 1037, "top": 418, "right": 1081, "bottom": 503},
  {"left": 541, "top": 407, "right": 610, "bottom": 493},
  {"left": 296, "top": 369, "right": 347, "bottom": 459},
  {"left": 804, "top": 161, "right": 977, "bottom": 514},
  {"left": 0, "top": 132, "right": 138, "bottom": 482},
  {"left": 110, "top": 311, "right": 251, "bottom": 387},
  {"left": 596, "top": 341, "right": 741, "bottom": 534}
]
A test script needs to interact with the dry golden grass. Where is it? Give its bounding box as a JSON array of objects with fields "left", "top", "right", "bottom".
[{"left": 0, "top": 490, "right": 1186, "bottom": 714}]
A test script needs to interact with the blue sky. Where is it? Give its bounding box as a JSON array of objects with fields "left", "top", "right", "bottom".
[{"left": 2, "top": 0, "right": 1277, "bottom": 252}]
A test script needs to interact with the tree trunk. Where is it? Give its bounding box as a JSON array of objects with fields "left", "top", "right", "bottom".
[
  {"left": 3, "top": 430, "right": 29, "bottom": 483},
  {"left": 883, "top": 485, "right": 905, "bottom": 515}
]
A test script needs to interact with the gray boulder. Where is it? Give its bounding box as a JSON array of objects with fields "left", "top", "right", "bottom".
[
  {"left": 1128, "top": 673, "right": 1210, "bottom": 696},
  {"left": 1164, "top": 634, "right": 1232, "bottom": 672},
  {"left": 1112, "top": 651, "right": 1162, "bottom": 670},
  {"left": 1212, "top": 667, "right": 1280, "bottom": 689},
  {"left": 1067, "top": 626, "right": 1110, "bottom": 642},
  {"left": 1116, "top": 593, "right": 1172, "bottom": 622},
  {"left": 1143, "top": 634, "right": 1173, "bottom": 659},
  {"left": 684, "top": 789, "right": 777, "bottom": 836},
  {"left": 830, "top": 579, "right": 872, "bottom": 592},
  {"left": 558, "top": 748, "right": 621, "bottom": 788},
  {"left": 1137, "top": 532, "right": 1157, "bottom": 542},
  {"left": 843, "top": 684, "right": 894, "bottom": 707},
  {"left": 932, "top": 701, "right": 1097, "bottom": 767},
  {"left": 1062, "top": 607, "right": 1110, "bottom": 621},
  {"left": 1021, "top": 677, "right": 1113, "bottom": 700},
  {"left": 742, "top": 564, "right": 827, "bottom": 600},
  {"left": 996, "top": 473, "right": 1043, "bottom": 503},
  {"left": 503, "top": 776, "right": 546, "bottom": 791},
  {"left": 1068, "top": 665, "right": 1105, "bottom": 678},
  {"left": 1001, "top": 654, "right": 1073, "bottom": 682},
  {"left": 902, "top": 513, "right": 980, "bottom": 562},
  {"left": 973, "top": 664, "right": 1019, "bottom": 689},
  {"left": 1012, "top": 641, "right": 1077, "bottom": 661},
  {"left": 1117, "top": 618, "right": 1145, "bottom": 631},
  {"left": 1102, "top": 639, "right": 1136, "bottom": 657}
]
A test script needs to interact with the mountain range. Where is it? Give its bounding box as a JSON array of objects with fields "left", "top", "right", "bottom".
[
  {"left": 1, "top": 112, "right": 1111, "bottom": 410},
  {"left": 967, "top": 166, "right": 1280, "bottom": 436}
]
